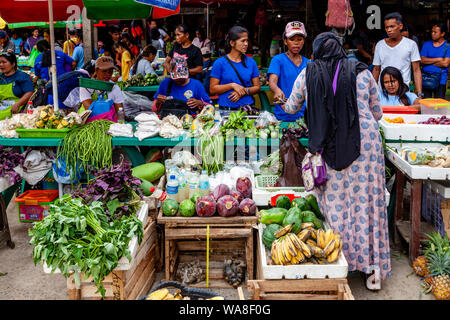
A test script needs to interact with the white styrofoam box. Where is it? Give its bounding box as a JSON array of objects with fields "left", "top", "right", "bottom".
[
  {"left": 43, "top": 201, "right": 149, "bottom": 274},
  {"left": 428, "top": 180, "right": 450, "bottom": 199},
  {"left": 386, "top": 143, "right": 450, "bottom": 180},
  {"left": 379, "top": 114, "right": 450, "bottom": 142},
  {"left": 257, "top": 223, "right": 348, "bottom": 280}
]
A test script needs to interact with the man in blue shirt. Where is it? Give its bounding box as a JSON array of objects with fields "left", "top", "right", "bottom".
[
  {"left": 420, "top": 22, "right": 450, "bottom": 99},
  {"left": 34, "top": 40, "right": 75, "bottom": 81},
  {"left": 11, "top": 31, "right": 23, "bottom": 56},
  {"left": 268, "top": 21, "right": 310, "bottom": 121},
  {"left": 72, "top": 36, "right": 99, "bottom": 71}
]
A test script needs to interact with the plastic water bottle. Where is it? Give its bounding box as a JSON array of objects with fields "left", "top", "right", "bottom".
[
  {"left": 149, "top": 187, "right": 167, "bottom": 202},
  {"left": 117, "top": 106, "right": 125, "bottom": 123},
  {"left": 166, "top": 175, "right": 180, "bottom": 202},
  {"left": 198, "top": 170, "right": 210, "bottom": 196},
  {"left": 27, "top": 101, "right": 34, "bottom": 114},
  {"left": 188, "top": 171, "right": 200, "bottom": 199},
  {"left": 178, "top": 170, "right": 187, "bottom": 201},
  {"left": 182, "top": 168, "right": 192, "bottom": 201}
]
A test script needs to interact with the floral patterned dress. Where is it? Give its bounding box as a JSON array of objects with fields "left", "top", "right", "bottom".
[{"left": 285, "top": 69, "right": 392, "bottom": 279}]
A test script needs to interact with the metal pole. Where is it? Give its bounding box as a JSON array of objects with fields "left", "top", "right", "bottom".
[{"left": 47, "top": 0, "right": 59, "bottom": 111}]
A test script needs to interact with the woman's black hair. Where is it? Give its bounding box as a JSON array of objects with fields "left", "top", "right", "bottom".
[
  {"left": 176, "top": 24, "right": 193, "bottom": 41},
  {"left": 131, "top": 45, "right": 157, "bottom": 76},
  {"left": 83, "top": 60, "right": 96, "bottom": 76},
  {"left": 0, "top": 52, "right": 17, "bottom": 70},
  {"left": 114, "top": 40, "right": 135, "bottom": 60},
  {"left": 432, "top": 21, "right": 447, "bottom": 35},
  {"left": 150, "top": 28, "right": 161, "bottom": 41},
  {"left": 121, "top": 32, "right": 135, "bottom": 44},
  {"left": 36, "top": 39, "right": 52, "bottom": 68},
  {"left": 226, "top": 25, "right": 249, "bottom": 67},
  {"left": 380, "top": 66, "right": 410, "bottom": 106},
  {"left": 196, "top": 28, "right": 206, "bottom": 40}
]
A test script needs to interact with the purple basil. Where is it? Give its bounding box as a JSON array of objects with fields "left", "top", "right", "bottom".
[{"left": 0, "top": 145, "right": 24, "bottom": 184}]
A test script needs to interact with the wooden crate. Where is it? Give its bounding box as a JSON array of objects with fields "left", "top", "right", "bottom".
[
  {"left": 67, "top": 219, "right": 158, "bottom": 300},
  {"left": 247, "top": 228, "right": 354, "bottom": 300},
  {"left": 157, "top": 210, "right": 258, "bottom": 288}
]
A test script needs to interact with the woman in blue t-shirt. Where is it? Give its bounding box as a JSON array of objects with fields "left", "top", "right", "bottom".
[
  {"left": 209, "top": 26, "right": 260, "bottom": 112},
  {"left": 380, "top": 66, "right": 420, "bottom": 107},
  {"left": 268, "top": 21, "right": 310, "bottom": 122},
  {"left": 34, "top": 40, "right": 75, "bottom": 81}
]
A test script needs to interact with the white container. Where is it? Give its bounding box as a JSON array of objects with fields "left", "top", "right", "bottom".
[
  {"left": 386, "top": 142, "right": 450, "bottom": 180},
  {"left": 166, "top": 175, "right": 180, "bottom": 202},
  {"left": 257, "top": 223, "right": 348, "bottom": 279},
  {"left": 419, "top": 98, "right": 450, "bottom": 116},
  {"left": 198, "top": 170, "right": 210, "bottom": 196},
  {"left": 379, "top": 114, "right": 450, "bottom": 142}
]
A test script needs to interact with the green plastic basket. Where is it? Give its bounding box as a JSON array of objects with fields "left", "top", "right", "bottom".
[
  {"left": 15, "top": 128, "right": 71, "bottom": 138},
  {"left": 79, "top": 77, "right": 114, "bottom": 91},
  {"left": 255, "top": 175, "right": 305, "bottom": 193}
]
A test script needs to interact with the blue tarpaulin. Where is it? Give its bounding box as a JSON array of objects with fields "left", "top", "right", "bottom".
[{"left": 134, "top": 0, "right": 180, "bottom": 11}]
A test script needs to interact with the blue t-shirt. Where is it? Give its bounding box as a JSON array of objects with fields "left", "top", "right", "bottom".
[
  {"left": 12, "top": 38, "right": 23, "bottom": 55},
  {"left": 0, "top": 70, "right": 34, "bottom": 98},
  {"left": 72, "top": 45, "right": 98, "bottom": 70},
  {"left": 420, "top": 40, "right": 450, "bottom": 85},
  {"left": 34, "top": 50, "right": 74, "bottom": 81},
  {"left": 268, "top": 53, "right": 310, "bottom": 121},
  {"left": 210, "top": 56, "right": 259, "bottom": 108},
  {"left": 379, "top": 91, "right": 418, "bottom": 106},
  {"left": 155, "top": 78, "right": 212, "bottom": 104}
]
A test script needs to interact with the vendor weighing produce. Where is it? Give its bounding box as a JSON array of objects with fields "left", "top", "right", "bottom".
[{"left": 0, "top": 52, "right": 34, "bottom": 120}]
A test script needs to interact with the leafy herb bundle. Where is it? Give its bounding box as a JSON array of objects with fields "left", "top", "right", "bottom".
[
  {"left": 29, "top": 194, "right": 143, "bottom": 298},
  {"left": 72, "top": 159, "right": 143, "bottom": 220}
]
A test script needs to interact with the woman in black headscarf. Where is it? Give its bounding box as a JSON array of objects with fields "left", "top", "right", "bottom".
[{"left": 283, "top": 32, "right": 391, "bottom": 290}]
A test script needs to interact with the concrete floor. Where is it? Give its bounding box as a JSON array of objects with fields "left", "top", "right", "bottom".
[{"left": 0, "top": 198, "right": 435, "bottom": 300}]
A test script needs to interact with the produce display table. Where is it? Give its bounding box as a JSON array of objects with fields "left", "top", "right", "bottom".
[
  {"left": 386, "top": 144, "right": 449, "bottom": 264},
  {"left": 157, "top": 209, "right": 258, "bottom": 288}
]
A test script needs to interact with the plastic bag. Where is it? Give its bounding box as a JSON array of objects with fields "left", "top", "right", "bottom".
[
  {"left": 276, "top": 131, "right": 307, "bottom": 187},
  {"left": 255, "top": 111, "right": 279, "bottom": 129},
  {"left": 399, "top": 147, "right": 435, "bottom": 166},
  {"left": 27, "top": 47, "right": 39, "bottom": 67},
  {"left": 123, "top": 91, "right": 153, "bottom": 121}
]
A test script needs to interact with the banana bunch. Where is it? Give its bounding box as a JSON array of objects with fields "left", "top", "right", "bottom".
[
  {"left": 146, "top": 288, "right": 224, "bottom": 300},
  {"left": 270, "top": 226, "right": 343, "bottom": 266}
]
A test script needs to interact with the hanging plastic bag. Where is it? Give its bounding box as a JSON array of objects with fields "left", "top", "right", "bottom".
[
  {"left": 27, "top": 47, "right": 40, "bottom": 67},
  {"left": 275, "top": 131, "right": 307, "bottom": 187},
  {"left": 122, "top": 91, "right": 153, "bottom": 121}
]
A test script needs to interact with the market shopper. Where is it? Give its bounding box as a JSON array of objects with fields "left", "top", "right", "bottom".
[
  {"left": 79, "top": 56, "right": 124, "bottom": 122},
  {"left": 372, "top": 12, "right": 423, "bottom": 98},
  {"left": 283, "top": 32, "right": 391, "bottom": 290},
  {"left": 121, "top": 32, "right": 140, "bottom": 57},
  {"left": 114, "top": 41, "right": 134, "bottom": 82},
  {"left": 193, "top": 28, "right": 211, "bottom": 52},
  {"left": 11, "top": 31, "right": 23, "bottom": 56},
  {"left": 420, "top": 22, "right": 450, "bottom": 99},
  {"left": 164, "top": 24, "right": 203, "bottom": 79},
  {"left": 209, "top": 26, "right": 260, "bottom": 113},
  {"left": 0, "top": 31, "right": 15, "bottom": 54},
  {"left": 149, "top": 20, "right": 170, "bottom": 44},
  {"left": 150, "top": 28, "right": 164, "bottom": 53},
  {"left": 379, "top": 66, "right": 420, "bottom": 107},
  {"left": 0, "top": 52, "right": 34, "bottom": 120},
  {"left": 130, "top": 45, "right": 157, "bottom": 77},
  {"left": 63, "top": 29, "right": 80, "bottom": 57},
  {"left": 153, "top": 56, "right": 211, "bottom": 116},
  {"left": 200, "top": 47, "right": 213, "bottom": 93},
  {"left": 268, "top": 21, "right": 310, "bottom": 121},
  {"left": 24, "top": 28, "right": 43, "bottom": 55},
  {"left": 34, "top": 40, "right": 75, "bottom": 81}
]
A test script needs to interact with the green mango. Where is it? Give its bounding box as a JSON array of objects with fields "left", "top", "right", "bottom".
[
  {"left": 302, "top": 210, "right": 317, "bottom": 224},
  {"left": 259, "top": 208, "right": 288, "bottom": 225},
  {"left": 275, "top": 195, "right": 291, "bottom": 210},
  {"left": 291, "top": 197, "right": 311, "bottom": 211},
  {"left": 262, "top": 224, "right": 282, "bottom": 249},
  {"left": 305, "top": 194, "right": 325, "bottom": 220}
]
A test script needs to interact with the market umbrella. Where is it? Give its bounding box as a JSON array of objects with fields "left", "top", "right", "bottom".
[{"left": 0, "top": 0, "right": 85, "bottom": 111}]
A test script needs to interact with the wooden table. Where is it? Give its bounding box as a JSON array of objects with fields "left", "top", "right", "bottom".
[{"left": 157, "top": 210, "right": 258, "bottom": 288}]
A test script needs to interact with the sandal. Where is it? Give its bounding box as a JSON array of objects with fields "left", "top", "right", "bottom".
[{"left": 364, "top": 268, "right": 381, "bottom": 291}]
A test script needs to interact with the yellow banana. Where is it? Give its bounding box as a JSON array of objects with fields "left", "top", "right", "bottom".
[
  {"left": 298, "top": 240, "right": 312, "bottom": 258},
  {"left": 297, "top": 229, "right": 311, "bottom": 243},
  {"left": 335, "top": 239, "right": 343, "bottom": 251},
  {"left": 287, "top": 233, "right": 303, "bottom": 251},
  {"left": 310, "top": 245, "right": 326, "bottom": 258},
  {"left": 163, "top": 293, "right": 175, "bottom": 300},
  {"left": 310, "top": 229, "right": 317, "bottom": 240},
  {"left": 274, "top": 223, "right": 294, "bottom": 238},
  {"left": 208, "top": 296, "right": 225, "bottom": 300},
  {"left": 147, "top": 288, "right": 169, "bottom": 300},
  {"left": 301, "top": 222, "right": 315, "bottom": 230},
  {"left": 327, "top": 248, "right": 340, "bottom": 263},
  {"left": 284, "top": 236, "right": 298, "bottom": 258},
  {"left": 324, "top": 229, "right": 334, "bottom": 245},
  {"left": 317, "top": 258, "right": 326, "bottom": 265},
  {"left": 282, "top": 239, "right": 294, "bottom": 261},
  {"left": 306, "top": 239, "right": 318, "bottom": 247},
  {"left": 295, "top": 250, "right": 306, "bottom": 264},
  {"left": 317, "top": 229, "right": 326, "bottom": 248},
  {"left": 323, "top": 240, "right": 336, "bottom": 257},
  {"left": 271, "top": 242, "right": 278, "bottom": 265}
]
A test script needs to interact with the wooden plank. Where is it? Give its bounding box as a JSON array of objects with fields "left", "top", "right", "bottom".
[
  {"left": 127, "top": 265, "right": 156, "bottom": 300},
  {"left": 258, "top": 293, "right": 338, "bottom": 300},
  {"left": 157, "top": 209, "right": 257, "bottom": 226},
  {"left": 337, "top": 283, "right": 344, "bottom": 300},
  {"left": 395, "top": 171, "right": 405, "bottom": 221},
  {"left": 410, "top": 179, "right": 423, "bottom": 265},
  {"left": 124, "top": 233, "right": 156, "bottom": 278},
  {"left": 395, "top": 220, "right": 436, "bottom": 244},
  {"left": 111, "top": 270, "right": 124, "bottom": 300},
  {"left": 67, "top": 277, "right": 81, "bottom": 300},
  {"left": 249, "top": 279, "right": 347, "bottom": 293},
  {"left": 177, "top": 240, "right": 246, "bottom": 251},
  {"left": 237, "top": 287, "right": 245, "bottom": 300},
  {"left": 188, "top": 279, "right": 239, "bottom": 289},
  {"left": 165, "top": 228, "right": 252, "bottom": 240},
  {"left": 343, "top": 284, "right": 354, "bottom": 300},
  {"left": 124, "top": 245, "right": 155, "bottom": 297},
  {"left": 80, "top": 285, "right": 114, "bottom": 300}
]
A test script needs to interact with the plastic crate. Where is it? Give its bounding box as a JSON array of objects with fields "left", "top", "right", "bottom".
[
  {"left": 255, "top": 175, "right": 305, "bottom": 193},
  {"left": 419, "top": 98, "right": 450, "bottom": 115},
  {"left": 79, "top": 77, "right": 114, "bottom": 91},
  {"left": 382, "top": 105, "right": 419, "bottom": 114},
  {"left": 421, "top": 181, "right": 446, "bottom": 236},
  {"left": 15, "top": 128, "right": 71, "bottom": 138},
  {"left": 14, "top": 190, "right": 59, "bottom": 223},
  {"left": 42, "top": 171, "right": 58, "bottom": 190}
]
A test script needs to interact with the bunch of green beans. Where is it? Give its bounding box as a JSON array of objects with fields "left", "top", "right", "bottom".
[{"left": 57, "top": 119, "right": 113, "bottom": 181}]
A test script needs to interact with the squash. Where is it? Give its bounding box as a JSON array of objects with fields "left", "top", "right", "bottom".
[
  {"left": 132, "top": 162, "right": 165, "bottom": 183},
  {"left": 262, "top": 224, "right": 282, "bottom": 249},
  {"left": 259, "top": 208, "right": 288, "bottom": 225},
  {"left": 282, "top": 207, "right": 303, "bottom": 234}
]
